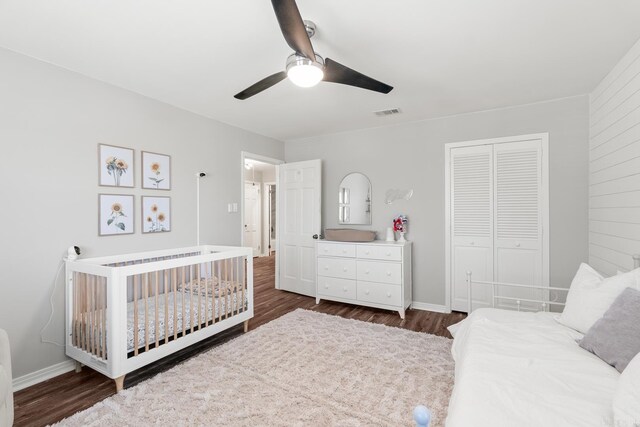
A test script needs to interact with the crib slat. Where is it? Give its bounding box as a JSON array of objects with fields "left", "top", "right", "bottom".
[
  {"left": 134, "top": 273, "right": 139, "bottom": 357},
  {"left": 83, "top": 273, "right": 88, "bottom": 353},
  {"left": 197, "top": 263, "right": 202, "bottom": 331},
  {"left": 92, "top": 274, "right": 97, "bottom": 356},
  {"left": 164, "top": 269, "right": 169, "bottom": 344},
  {"left": 144, "top": 272, "right": 149, "bottom": 353},
  {"left": 235, "top": 257, "right": 240, "bottom": 315},
  {"left": 172, "top": 267, "right": 178, "bottom": 340},
  {"left": 72, "top": 272, "right": 78, "bottom": 348},
  {"left": 155, "top": 270, "right": 159, "bottom": 348},
  {"left": 102, "top": 277, "right": 107, "bottom": 360},
  {"left": 242, "top": 257, "right": 246, "bottom": 313},
  {"left": 216, "top": 260, "right": 222, "bottom": 323},
  {"left": 189, "top": 264, "right": 194, "bottom": 334},
  {"left": 182, "top": 266, "right": 186, "bottom": 336},
  {"left": 226, "top": 259, "right": 231, "bottom": 319}
]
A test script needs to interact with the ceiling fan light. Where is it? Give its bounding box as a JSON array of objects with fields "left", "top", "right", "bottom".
[{"left": 286, "top": 54, "right": 324, "bottom": 88}]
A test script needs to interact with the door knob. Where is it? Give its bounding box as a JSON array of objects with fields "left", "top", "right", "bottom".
[{"left": 313, "top": 234, "right": 318, "bottom": 239}]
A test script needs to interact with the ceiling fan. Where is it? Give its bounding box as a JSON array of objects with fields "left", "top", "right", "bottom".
[{"left": 234, "top": 0, "right": 394, "bottom": 100}]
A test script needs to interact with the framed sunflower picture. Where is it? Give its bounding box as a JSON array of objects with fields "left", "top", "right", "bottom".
[
  {"left": 142, "top": 196, "right": 171, "bottom": 233},
  {"left": 99, "top": 144, "right": 134, "bottom": 188},
  {"left": 99, "top": 194, "right": 134, "bottom": 236},
  {"left": 141, "top": 151, "right": 171, "bottom": 190}
]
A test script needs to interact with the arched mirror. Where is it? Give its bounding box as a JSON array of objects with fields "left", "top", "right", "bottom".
[{"left": 338, "top": 172, "right": 371, "bottom": 225}]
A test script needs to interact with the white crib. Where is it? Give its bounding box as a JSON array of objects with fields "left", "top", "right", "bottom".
[{"left": 65, "top": 245, "right": 253, "bottom": 392}]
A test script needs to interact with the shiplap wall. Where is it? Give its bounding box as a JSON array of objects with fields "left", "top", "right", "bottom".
[{"left": 589, "top": 38, "right": 640, "bottom": 274}]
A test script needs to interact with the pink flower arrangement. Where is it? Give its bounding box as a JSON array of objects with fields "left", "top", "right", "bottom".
[{"left": 393, "top": 214, "right": 408, "bottom": 233}]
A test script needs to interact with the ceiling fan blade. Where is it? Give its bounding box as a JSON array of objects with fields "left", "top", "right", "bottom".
[
  {"left": 271, "top": 0, "right": 316, "bottom": 60},
  {"left": 234, "top": 71, "right": 288, "bottom": 100},
  {"left": 323, "top": 58, "right": 393, "bottom": 94}
]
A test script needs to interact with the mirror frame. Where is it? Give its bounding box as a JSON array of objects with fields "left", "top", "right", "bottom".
[{"left": 338, "top": 172, "right": 372, "bottom": 225}]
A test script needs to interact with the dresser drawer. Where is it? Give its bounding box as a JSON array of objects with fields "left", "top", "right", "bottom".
[
  {"left": 356, "top": 245, "right": 402, "bottom": 261},
  {"left": 317, "top": 277, "right": 357, "bottom": 300},
  {"left": 356, "top": 260, "right": 401, "bottom": 285},
  {"left": 318, "top": 257, "right": 357, "bottom": 280},
  {"left": 317, "top": 243, "right": 356, "bottom": 258},
  {"left": 357, "top": 281, "right": 402, "bottom": 307}
]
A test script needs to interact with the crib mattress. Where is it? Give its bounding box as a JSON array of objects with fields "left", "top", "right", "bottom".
[
  {"left": 78, "top": 289, "right": 246, "bottom": 354},
  {"left": 126, "top": 290, "right": 245, "bottom": 353}
]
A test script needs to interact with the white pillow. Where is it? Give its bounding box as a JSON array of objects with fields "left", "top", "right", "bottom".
[
  {"left": 613, "top": 353, "right": 640, "bottom": 426},
  {"left": 557, "top": 263, "right": 638, "bottom": 334}
]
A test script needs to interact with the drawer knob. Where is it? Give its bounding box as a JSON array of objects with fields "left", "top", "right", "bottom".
[
  {"left": 324, "top": 248, "right": 328, "bottom": 252},
  {"left": 386, "top": 271, "right": 391, "bottom": 276},
  {"left": 515, "top": 242, "right": 521, "bottom": 247},
  {"left": 343, "top": 267, "right": 348, "bottom": 272},
  {"left": 386, "top": 252, "right": 391, "bottom": 256},
  {"left": 470, "top": 241, "right": 475, "bottom": 246},
  {"left": 365, "top": 250, "right": 370, "bottom": 255},
  {"left": 342, "top": 249, "right": 347, "bottom": 254},
  {"left": 324, "top": 285, "right": 329, "bottom": 289},
  {"left": 324, "top": 266, "right": 329, "bottom": 270},
  {"left": 365, "top": 270, "right": 370, "bottom": 274},
  {"left": 365, "top": 290, "right": 370, "bottom": 295},
  {"left": 386, "top": 292, "right": 391, "bottom": 298},
  {"left": 343, "top": 287, "right": 347, "bottom": 292}
]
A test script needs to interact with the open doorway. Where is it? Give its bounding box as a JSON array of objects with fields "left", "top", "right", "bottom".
[{"left": 241, "top": 153, "right": 282, "bottom": 259}]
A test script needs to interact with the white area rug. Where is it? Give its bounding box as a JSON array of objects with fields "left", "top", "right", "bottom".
[{"left": 56, "top": 309, "right": 454, "bottom": 426}]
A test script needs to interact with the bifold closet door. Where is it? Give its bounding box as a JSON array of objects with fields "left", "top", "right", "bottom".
[
  {"left": 450, "top": 145, "right": 494, "bottom": 312},
  {"left": 493, "top": 140, "right": 544, "bottom": 310}
]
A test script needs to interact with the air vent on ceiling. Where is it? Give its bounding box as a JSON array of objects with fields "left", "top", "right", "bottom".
[{"left": 374, "top": 108, "right": 402, "bottom": 117}]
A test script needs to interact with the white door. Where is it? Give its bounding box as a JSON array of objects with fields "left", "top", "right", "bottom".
[
  {"left": 244, "top": 183, "right": 261, "bottom": 257},
  {"left": 493, "top": 140, "right": 545, "bottom": 310},
  {"left": 278, "top": 160, "right": 322, "bottom": 297},
  {"left": 450, "top": 145, "right": 494, "bottom": 312}
]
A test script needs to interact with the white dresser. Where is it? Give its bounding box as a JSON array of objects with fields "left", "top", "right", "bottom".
[{"left": 316, "top": 240, "right": 412, "bottom": 318}]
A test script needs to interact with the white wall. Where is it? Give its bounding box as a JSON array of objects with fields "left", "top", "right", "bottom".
[
  {"left": 286, "top": 96, "right": 590, "bottom": 307},
  {"left": 0, "top": 47, "right": 284, "bottom": 379},
  {"left": 589, "top": 38, "right": 640, "bottom": 274}
]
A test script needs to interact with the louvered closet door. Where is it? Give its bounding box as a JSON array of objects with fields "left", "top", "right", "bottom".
[
  {"left": 451, "top": 145, "right": 494, "bottom": 312},
  {"left": 493, "top": 140, "right": 544, "bottom": 310}
]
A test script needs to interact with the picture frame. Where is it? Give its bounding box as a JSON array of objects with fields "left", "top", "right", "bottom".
[
  {"left": 98, "top": 144, "right": 134, "bottom": 188},
  {"left": 141, "top": 151, "right": 171, "bottom": 190},
  {"left": 99, "top": 194, "right": 135, "bottom": 236},
  {"left": 142, "top": 196, "right": 171, "bottom": 233}
]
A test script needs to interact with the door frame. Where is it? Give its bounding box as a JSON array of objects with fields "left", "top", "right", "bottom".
[
  {"left": 244, "top": 180, "right": 262, "bottom": 256},
  {"left": 263, "top": 181, "right": 276, "bottom": 257},
  {"left": 240, "top": 152, "right": 284, "bottom": 282},
  {"left": 444, "top": 133, "right": 549, "bottom": 313}
]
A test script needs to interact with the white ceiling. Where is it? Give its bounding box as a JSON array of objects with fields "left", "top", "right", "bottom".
[{"left": 1, "top": 1, "right": 640, "bottom": 141}]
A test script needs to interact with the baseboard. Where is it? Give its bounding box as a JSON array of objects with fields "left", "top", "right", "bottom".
[
  {"left": 12, "top": 359, "right": 76, "bottom": 392},
  {"left": 410, "top": 302, "right": 451, "bottom": 314}
]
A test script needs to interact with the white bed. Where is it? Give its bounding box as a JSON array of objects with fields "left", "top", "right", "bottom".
[{"left": 446, "top": 308, "right": 620, "bottom": 427}]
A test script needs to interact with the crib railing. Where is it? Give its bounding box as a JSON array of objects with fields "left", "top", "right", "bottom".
[{"left": 65, "top": 245, "right": 253, "bottom": 388}]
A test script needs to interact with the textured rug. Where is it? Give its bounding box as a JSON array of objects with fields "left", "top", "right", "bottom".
[{"left": 55, "top": 309, "right": 454, "bottom": 426}]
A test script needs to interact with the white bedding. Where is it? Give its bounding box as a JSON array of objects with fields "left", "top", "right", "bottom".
[{"left": 446, "top": 308, "right": 620, "bottom": 427}]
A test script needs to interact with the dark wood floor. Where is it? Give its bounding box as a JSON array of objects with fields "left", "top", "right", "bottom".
[{"left": 14, "top": 255, "right": 465, "bottom": 427}]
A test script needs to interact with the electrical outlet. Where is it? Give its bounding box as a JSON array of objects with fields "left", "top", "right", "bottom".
[
  {"left": 232, "top": 203, "right": 238, "bottom": 212},
  {"left": 228, "top": 203, "right": 233, "bottom": 213}
]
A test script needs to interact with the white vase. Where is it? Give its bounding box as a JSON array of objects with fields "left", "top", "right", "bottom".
[{"left": 385, "top": 227, "right": 395, "bottom": 242}]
